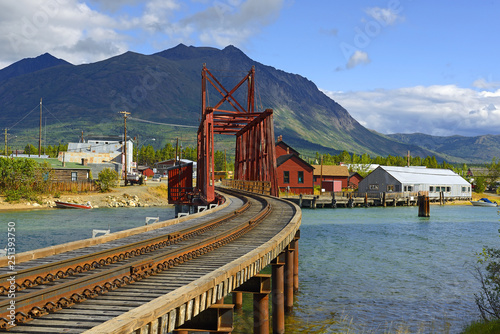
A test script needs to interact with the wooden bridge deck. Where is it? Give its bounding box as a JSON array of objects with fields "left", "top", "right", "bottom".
[{"left": 1, "top": 189, "right": 301, "bottom": 333}]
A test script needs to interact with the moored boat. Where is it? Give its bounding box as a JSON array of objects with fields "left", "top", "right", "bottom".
[
  {"left": 54, "top": 201, "right": 92, "bottom": 209},
  {"left": 470, "top": 198, "right": 498, "bottom": 207}
]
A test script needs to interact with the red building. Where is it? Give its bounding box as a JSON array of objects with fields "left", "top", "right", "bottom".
[
  {"left": 138, "top": 166, "right": 155, "bottom": 177},
  {"left": 275, "top": 138, "right": 314, "bottom": 195},
  {"left": 312, "top": 165, "right": 350, "bottom": 191},
  {"left": 348, "top": 172, "right": 363, "bottom": 190}
]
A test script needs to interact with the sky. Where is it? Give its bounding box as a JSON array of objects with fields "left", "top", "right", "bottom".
[{"left": 1, "top": 0, "right": 500, "bottom": 137}]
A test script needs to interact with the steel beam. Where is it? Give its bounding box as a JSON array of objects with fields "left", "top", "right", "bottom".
[{"left": 176, "top": 304, "right": 233, "bottom": 332}]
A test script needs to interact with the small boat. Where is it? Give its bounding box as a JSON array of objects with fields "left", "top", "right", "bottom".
[
  {"left": 55, "top": 201, "right": 92, "bottom": 209},
  {"left": 470, "top": 198, "right": 498, "bottom": 207}
]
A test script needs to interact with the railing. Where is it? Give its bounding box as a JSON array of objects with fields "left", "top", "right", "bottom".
[{"left": 222, "top": 179, "right": 271, "bottom": 195}]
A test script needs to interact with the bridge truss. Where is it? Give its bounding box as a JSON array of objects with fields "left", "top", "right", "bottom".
[{"left": 197, "top": 65, "right": 278, "bottom": 203}]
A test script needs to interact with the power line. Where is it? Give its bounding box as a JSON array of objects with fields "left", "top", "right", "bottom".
[{"left": 128, "top": 116, "right": 198, "bottom": 129}]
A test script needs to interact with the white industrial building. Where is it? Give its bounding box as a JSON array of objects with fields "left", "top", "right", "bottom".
[
  {"left": 358, "top": 166, "right": 472, "bottom": 200},
  {"left": 58, "top": 135, "right": 134, "bottom": 173}
]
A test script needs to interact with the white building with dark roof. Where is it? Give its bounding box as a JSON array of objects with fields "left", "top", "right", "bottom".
[{"left": 358, "top": 166, "right": 472, "bottom": 200}]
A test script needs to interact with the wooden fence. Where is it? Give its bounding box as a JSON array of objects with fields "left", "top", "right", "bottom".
[{"left": 49, "top": 180, "right": 97, "bottom": 192}]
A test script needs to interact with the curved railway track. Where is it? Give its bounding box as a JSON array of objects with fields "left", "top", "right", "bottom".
[{"left": 0, "top": 189, "right": 298, "bottom": 333}]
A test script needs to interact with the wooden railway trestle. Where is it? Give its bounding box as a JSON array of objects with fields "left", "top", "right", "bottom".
[{"left": 0, "top": 189, "right": 301, "bottom": 334}]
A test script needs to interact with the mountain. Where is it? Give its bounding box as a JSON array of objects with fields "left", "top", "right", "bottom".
[
  {"left": 386, "top": 133, "right": 500, "bottom": 164},
  {"left": 0, "top": 44, "right": 493, "bottom": 163},
  {"left": 0, "top": 53, "right": 72, "bottom": 82}
]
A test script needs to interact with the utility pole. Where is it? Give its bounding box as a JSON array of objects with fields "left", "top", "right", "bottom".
[
  {"left": 119, "top": 111, "right": 131, "bottom": 185},
  {"left": 4, "top": 129, "right": 7, "bottom": 156},
  {"left": 39, "top": 98, "right": 42, "bottom": 157}
]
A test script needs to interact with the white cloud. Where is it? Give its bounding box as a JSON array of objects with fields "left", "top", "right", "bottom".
[
  {"left": 178, "top": 0, "right": 284, "bottom": 47},
  {"left": 322, "top": 85, "right": 500, "bottom": 137},
  {"left": 346, "top": 50, "right": 370, "bottom": 69},
  {"left": 364, "top": 7, "right": 403, "bottom": 26},
  {"left": 0, "top": 0, "right": 286, "bottom": 68},
  {"left": 472, "top": 77, "right": 500, "bottom": 90},
  {"left": 0, "top": 0, "right": 128, "bottom": 66}
]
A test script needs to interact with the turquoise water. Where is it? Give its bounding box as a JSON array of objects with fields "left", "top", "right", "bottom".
[
  {"left": 1, "top": 205, "right": 498, "bottom": 333},
  {"left": 292, "top": 205, "right": 500, "bottom": 333},
  {"left": 0, "top": 207, "right": 175, "bottom": 253}
]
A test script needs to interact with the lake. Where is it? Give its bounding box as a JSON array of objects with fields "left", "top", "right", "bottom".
[{"left": 1, "top": 204, "right": 498, "bottom": 333}]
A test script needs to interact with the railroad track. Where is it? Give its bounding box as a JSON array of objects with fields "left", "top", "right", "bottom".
[{"left": 0, "top": 189, "right": 295, "bottom": 332}]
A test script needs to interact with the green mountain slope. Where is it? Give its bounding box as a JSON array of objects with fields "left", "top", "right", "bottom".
[{"left": 0, "top": 44, "right": 490, "bottom": 162}]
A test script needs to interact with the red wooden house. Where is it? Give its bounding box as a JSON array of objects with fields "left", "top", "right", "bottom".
[
  {"left": 275, "top": 138, "right": 314, "bottom": 195},
  {"left": 348, "top": 172, "right": 363, "bottom": 189}
]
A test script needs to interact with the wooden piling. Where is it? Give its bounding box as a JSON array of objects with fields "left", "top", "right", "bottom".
[{"left": 418, "top": 195, "right": 430, "bottom": 217}]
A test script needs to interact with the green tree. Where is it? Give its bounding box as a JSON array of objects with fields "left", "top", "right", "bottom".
[
  {"left": 96, "top": 168, "right": 118, "bottom": 192},
  {"left": 475, "top": 176, "right": 486, "bottom": 193},
  {"left": 487, "top": 158, "right": 500, "bottom": 190}
]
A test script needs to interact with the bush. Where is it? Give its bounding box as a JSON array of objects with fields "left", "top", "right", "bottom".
[
  {"left": 0, "top": 158, "right": 52, "bottom": 200},
  {"left": 96, "top": 168, "right": 118, "bottom": 192},
  {"left": 474, "top": 246, "right": 500, "bottom": 321}
]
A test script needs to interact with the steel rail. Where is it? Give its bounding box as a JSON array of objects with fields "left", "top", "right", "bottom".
[
  {"left": 0, "top": 191, "right": 272, "bottom": 330},
  {"left": 0, "top": 195, "right": 252, "bottom": 295}
]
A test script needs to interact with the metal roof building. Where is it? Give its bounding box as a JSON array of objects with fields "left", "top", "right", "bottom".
[{"left": 358, "top": 166, "right": 472, "bottom": 200}]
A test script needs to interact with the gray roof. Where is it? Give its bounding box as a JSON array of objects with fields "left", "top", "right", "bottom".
[{"left": 379, "top": 166, "right": 470, "bottom": 185}]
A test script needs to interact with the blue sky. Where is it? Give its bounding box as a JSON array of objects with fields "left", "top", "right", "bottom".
[{"left": 1, "top": 0, "right": 500, "bottom": 137}]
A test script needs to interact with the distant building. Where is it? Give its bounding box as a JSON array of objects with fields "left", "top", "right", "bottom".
[
  {"left": 358, "top": 166, "right": 472, "bottom": 200},
  {"left": 275, "top": 137, "right": 314, "bottom": 195},
  {"left": 138, "top": 166, "right": 155, "bottom": 178},
  {"left": 155, "top": 159, "right": 197, "bottom": 178},
  {"left": 348, "top": 172, "right": 364, "bottom": 189},
  {"left": 311, "top": 165, "right": 350, "bottom": 191},
  {"left": 59, "top": 135, "right": 134, "bottom": 173}
]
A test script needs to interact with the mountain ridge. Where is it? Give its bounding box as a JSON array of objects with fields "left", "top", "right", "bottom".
[{"left": 0, "top": 45, "right": 497, "bottom": 163}]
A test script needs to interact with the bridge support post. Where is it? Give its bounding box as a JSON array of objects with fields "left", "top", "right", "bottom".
[
  {"left": 284, "top": 245, "right": 294, "bottom": 313},
  {"left": 232, "top": 292, "right": 243, "bottom": 310},
  {"left": 293, "top": 231, "right": 300, "bottom": 292},
  {"left": 254, "top": 293, "right": 269, "bottom": 334},
  {"left": 271, "top": 253, "right": 285, "bottom": 334}
]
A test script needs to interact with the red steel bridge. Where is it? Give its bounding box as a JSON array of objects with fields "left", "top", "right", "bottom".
[{"left": 169, "top": 65, "right": 279, "bottom": 206}]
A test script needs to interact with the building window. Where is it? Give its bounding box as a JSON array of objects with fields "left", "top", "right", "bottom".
[
  {"left": 283, "top": 171, "right": 289, "bottom": 184},
  {"left": 387, "top": 185, "right": 395, "bottom": 192},
  {"left": 71, "top": 172, "right": 78, "bottom": 182},
  {"left": 313, "top": 176, "right": 317, "bottom": 182},
  {"left": 369, "top": 184, "right": 379, "bottom": 190},
  {"left": 430, "top": 186, "right": 434, "bottom": 192},
  {"left": 446, "top": 187, "right": 451, "bottom": 192},
  {"left": 298, "top": 171, "right": 304, "bottom": 184},
  {"left": 462, "top": 186, "right": 466, "bottom": 192},
  {"left": 404, "top": 185, "right": 413, "bottom": 192}
]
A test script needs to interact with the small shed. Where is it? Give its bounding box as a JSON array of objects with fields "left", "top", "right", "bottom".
[
  {"left": 52, "top": 168, "right": 90, "bottom": 182},
  {"left": 138, "top": 166, "right": 155, "bottom": 177},
  {"left": 312, "top": 165, "right": 350, "bottom": 189},
  {"left": 358, "top": 166, "right": 472, "bottom": 200}
]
